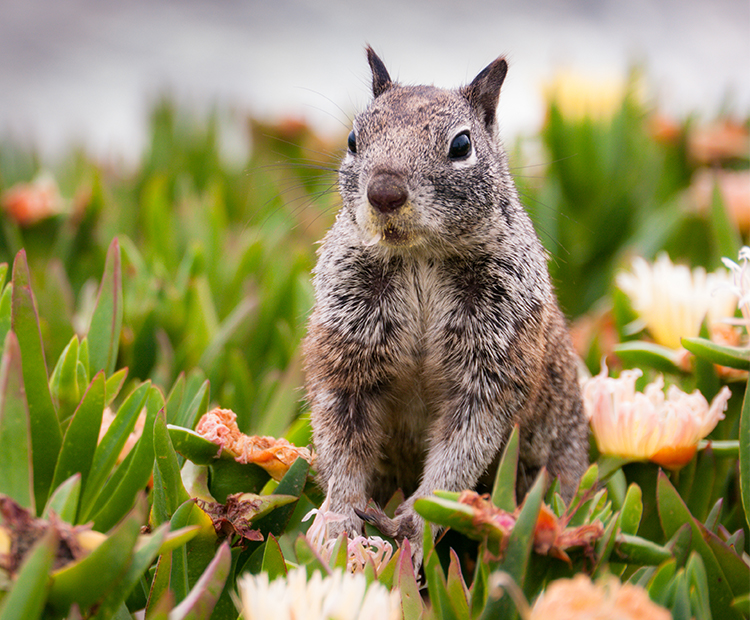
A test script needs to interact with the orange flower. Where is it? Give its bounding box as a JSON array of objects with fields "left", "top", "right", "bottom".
[
  {"left": 582, "top": 365, "right": 731, "bottom": 468},
  {"left": 195, "top": 407, "right": 314, "bottom": 480},
  {"left": 1, "top": 172, "right": 64, "bottom": 226},
  {"left": 692, "top": 169, "right": 750, "bottom": 233},
  {"left": 688, "top": 119, "right": 749, "bottom": 164},
  {"left": 530, "top": 574, "right": 670, "bottom": 620}
]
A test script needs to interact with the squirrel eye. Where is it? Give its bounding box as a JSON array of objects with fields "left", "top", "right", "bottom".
[
  {"left": 347, "top": 130, "right": 357, "bottom": 154},
  {"left": 448, "top": 131, "right": 471, "bottom": 160}
]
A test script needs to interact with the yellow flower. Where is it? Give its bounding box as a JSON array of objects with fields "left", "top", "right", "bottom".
[
  {"left": 237, "top": 567, "right": 400, "bottom": 620},
  {"left": 544, "top": 71, "right": 640, "bottom": 122},
  {"left": 616, "top": 253, "right": 737, "bottom": 349},
  {"left": 530, "top": 574, "right": 671, "bottom": 620},
  {"left": 582, "top": 364, "right": 731, "bottom": 468}
]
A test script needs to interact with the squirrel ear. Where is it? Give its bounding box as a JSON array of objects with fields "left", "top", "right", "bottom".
[
  {"left": 465, "top": 57, "right": 508, "bottom": 129},
  {"left": 366, "top": 46, "right": 393, "bottom": 98}
]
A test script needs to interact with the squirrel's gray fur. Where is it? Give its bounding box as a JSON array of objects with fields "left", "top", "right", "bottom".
[{"left": 304, "top": 47, "right": 589, "bottom": 564}]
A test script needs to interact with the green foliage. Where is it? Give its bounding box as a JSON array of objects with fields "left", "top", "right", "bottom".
[{"left": 0, "top": 86, "right": 748, "bottom": 618}]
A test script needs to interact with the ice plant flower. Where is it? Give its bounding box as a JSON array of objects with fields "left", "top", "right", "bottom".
[
  {"left": 195, "top": 408, "right": 314, "bottom": 480},
  {"left": 582, "top": 364, "right": 731, "bottom": 468},
  {"left": 1, "top": 171, "right": 64, "bottom": 226},
  {"left": 616, "top": 253, "right": 737, "bottom": 350},
  {"left": 529, "top": 574, "right": 671, "bottom": 620},
  {"left": 237, "top": 567, "right": 400, "bottom": 620},
  {"left": 544, "top": 71, "right": 636, "bottom": 122},
  {"left": 721, "top": 245, "right": 750, "bottom": 326},
  {"left": 302, "top": 485, "right": 395, "bottom": 575}
]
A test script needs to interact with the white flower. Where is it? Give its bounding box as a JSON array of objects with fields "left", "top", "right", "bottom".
[
  {"left": 237, "top": 567, "right": 400, "bottom": 620},
  {"left": 302, "top": 483, "right": 395, "bottom": 576},
  {"left": 721, "top": 245, "right": 750, "bottom": 326},
  {"left": 582, "top": 364, "right": 731, "bottom": 468},
  {"left": 616, "top": 253, "right": 737, "bottom": 349}
]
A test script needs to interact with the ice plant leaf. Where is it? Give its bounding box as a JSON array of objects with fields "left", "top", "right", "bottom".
[
  {"left": 251, "top": 456, "right": 308, "bottom": 538},
  {"left": 152, "top": 408, "right": 191, "bottom": 527},
  {"left": 168, "top": 542, "right": 231, "bottom": 620},
  {"left": 207, "top": 458, "right": 271, "bottom": 503},
  {"left": 42, "top": 474, "right": 81, "bottom": 523},
  {"left": 491, "top": 424, "right": 519, "bottom": 511},
  {"left": 682, "top": 336, "right": 750, "bottom": 370},
  {"left": 48, "top": 335, "right": 81, "bottom": 423},
  {"left": 613, "top": 340, "right": 685, "bottom": 375},
  {"left": 619, "top": 483, "right": 643, "bottom": 536},
  {"left": 395, "top": 538, "right": 423, "bottom": 620},
  {"left": 261, "top": 533, "right": 288, "bottom": 580},
  {"left": 86, "top": 238, "right": 123, "bottom": 377},
  {"left": 11, "top": 250, "right": 62, "bottom": 512},
  {"left": 0, "top": 332, "right": 34, "bottom": 511},
  {"left": 614, "top": 533, "right": 673, "bottom": 565},
  {"left": 741, "top": 373, "right": 750, "bottom": 531},
  {"left": 47, "top": 505, "right": 141, "bottom": 615},
  {"left": 657, "top": 470, "right": 743, "bottom": 619},
  {"left": 51, "top": 372, "right": 105, "bottom": 499},
  {"left": 482, "top": 470, "right": 546, "bottom": 620},
  {"left": 0, "top": 527, "right": 57, "bottom": 620},
  {"left": 79, "top": 381, "right": 149, "bottom": 521},
  {"left": 446, "top": 548, "right": 471, "bottom": 619},
  {"left": 104, "top": 368, "right": 128, "bottom": 407},
  {"left": 90, "top": 385, "right": 163, "bottom": 532},
  {"left": 294, "top": 533, "right": 331, "bottom": 575},
  {"left": 168, "top": 424, "right": 224, "bottom": 464},
  {"left": 90, "top": 523, "right": 170, "bottom": 620}
]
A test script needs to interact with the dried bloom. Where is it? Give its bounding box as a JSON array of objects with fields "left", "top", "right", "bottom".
[
  {"left": 237, "top": 567, "right": 400, "bottom": 620},
  {"left": 302, "top": 486, "right": 394, "bottom": 576},
  {"left": 457, "top": 491, "right": 604, "bottom": 563},
  {"left": 692, "top": 169, "right": 750, "bottom": 233},
  {"left": 616, "top": 253, "right": 737, "bottom": 350},
  {"left": 195, "top": 408, "right": 314, "bottom": 480},
  {"left": 583, "top": 364, "right": 731, "bottom": 468},
  {"left": 1, "top": 172, "right": 65, "bottom": 226},
  {"left": 98, "top": 406, "right": 146, "bottom": 463},
  {"left": 530, "top": 574, "right": 671, "bottom": 620},
  {"left": 688, "top": 119, "right": 750, "bottom": 164}
]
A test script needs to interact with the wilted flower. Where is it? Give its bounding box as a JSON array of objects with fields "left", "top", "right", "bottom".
[
  {"left": 237, "top": 567, "right": 400, "bottom": 620},
  {"left": 692, "top": 169, "right": 750, "bottom": 233},
  {"left": 302, "top": 485, "right": 395, "bottom": 575},
  {"left": 457, "top": 491, "right": 604, "bottom": 563},
  {"left": 98, "top": 406, "right": 146, "bottom": 463},
  {"left": 616, "top": 253, "right": 737, "bottom": 350},
  {"left": 583, "top": 364, "right": 731, "bottom": 468},
  {"left": 1, "top": 172, "right": 65, "bottom": 226},
  {"left": 529, "top": 574, "right": 671, "bottom": 620},
  {"left": 195, "top": 408, "right": 314, "bottom": 480}
]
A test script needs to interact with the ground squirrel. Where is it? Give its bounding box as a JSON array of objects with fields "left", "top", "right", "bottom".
[{"left": 303, "top": 47, "right": 589, "bottom": 563}]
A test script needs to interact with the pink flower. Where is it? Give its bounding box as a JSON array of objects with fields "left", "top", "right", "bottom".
[
  {"left": 1, "top": 172, "right": 64, "bottom": 226},
  {"left": 582, "top": 364, "right": 731, "bottom": 468}
]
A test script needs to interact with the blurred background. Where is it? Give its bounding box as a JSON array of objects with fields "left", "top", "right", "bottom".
[
  {"left": 0, "top": 0, "right": 748, "bottom": 435},
  {"left": 2, "top": 0, "right": 749, "bottom": 163}
]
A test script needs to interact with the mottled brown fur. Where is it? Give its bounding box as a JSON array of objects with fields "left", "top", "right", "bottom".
[{"left": 303, "top": 47, "right": 588, "bottom": 564}]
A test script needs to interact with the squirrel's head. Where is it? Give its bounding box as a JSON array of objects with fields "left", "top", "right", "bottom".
[{"left": 339, "top": 47, "right": 516, "bottom": 253}]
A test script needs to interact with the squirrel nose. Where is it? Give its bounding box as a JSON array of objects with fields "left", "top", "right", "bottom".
[{"left": 367, "top": 173, "right": 408, "bottom": 214}]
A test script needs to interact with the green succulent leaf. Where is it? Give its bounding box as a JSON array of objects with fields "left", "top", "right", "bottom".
[
  {"left": 207, "top": 458, "right": 271, "bottom": 503},
  {"left": 0, "top": 332, "right": 34, "bottom": 512},
  {"left": 168, "top": 542, "right": 231, "bottom": 620},
  {"left": 51, "top": 371, "right": 105, "bottom": 504},
  {"left": 10, "top": 251, "right": 62, "bottom": 512},
  {"left": 79, "top": 381, "right": 150, "bottom": 522},
  {"left": 86, "top": 238, "right": 123, "bottom": 377},
  {"left": 260, "top": 533, "right": 288, "bottom": 581},
  {"left": 152, "top": 409, "right": 191, "bottom": 527},
  {"left": 48, "top": 335, "right": 81, "bottom": 423},
  {"left": 250, "top": 456, "right": 308, "bottom": 538},
  {"left": 491, "top": 424, "right": 519, "bottom": 511},
  {"left": 657, "top": 470, "right": 743, "bottom": 619},
  {"left": 682, "top": 336, "right": 750, "bottom": 370},
  {"left": 395, "top": 538, "right": 423, "bottom": 620},
  {"left": 168, "top": 424, "right": 224, "bottom": 465},
  {"left": 614, "top": 340, "right": 685, "bottom": 375},
  {"left": 47, "top": 505, "right": 142, "bottom": 615},
  {"left": 42, "top": 474, "right": 81, "bottom": 523},
  {"left": 740, "top": 373, "right": 750, "bottom": 531},
  {"left": 90, "top": 385, "right": 163, "bottom": 532}
]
